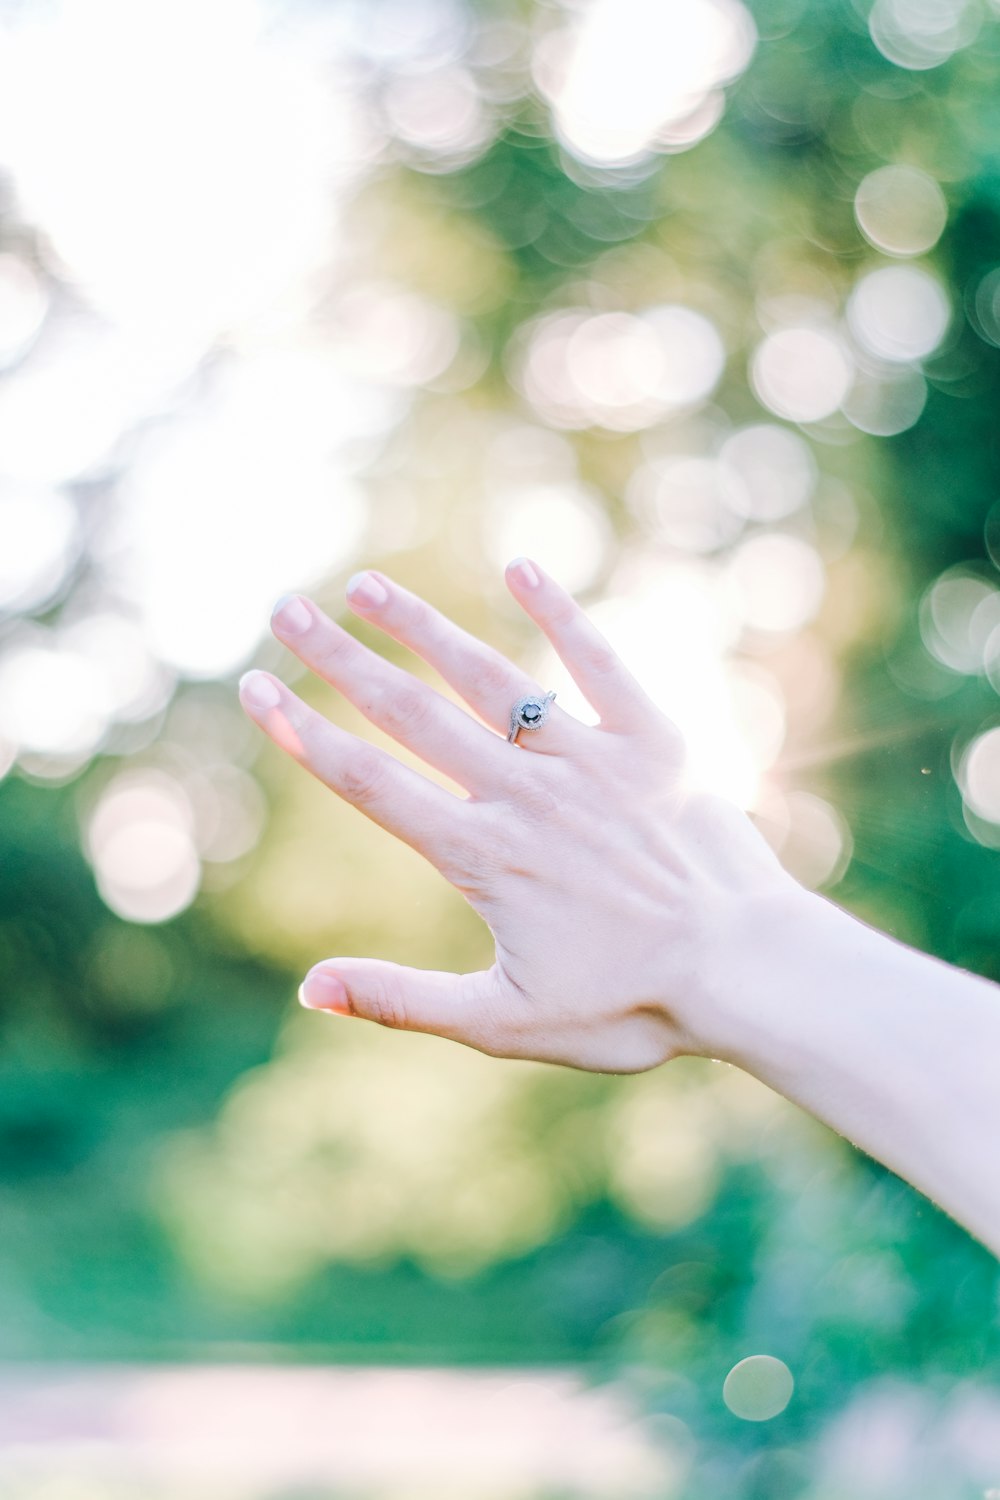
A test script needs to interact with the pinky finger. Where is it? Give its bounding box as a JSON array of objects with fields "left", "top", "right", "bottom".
[
  {"left": 238, "top": 669, "right": 469, "bottom": 871},
  {"left": 504, "top": 557, "right": 667, "bottom": 735}
]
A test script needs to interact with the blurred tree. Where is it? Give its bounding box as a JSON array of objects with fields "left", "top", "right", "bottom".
[{"left": 0, "top": 0, "right": 999, "bottom": 1489}]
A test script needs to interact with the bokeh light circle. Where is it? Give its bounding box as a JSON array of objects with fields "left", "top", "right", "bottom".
[
  {"left": 725, "top": 533, "right": 826, "bottom": 633},
  {"left": 847, "top": 266, "right": 949, "bottom": 363},
  {"left": 750, "top": 328, "right": 853, "bottom": 423},
  {"left": 723, "top": 1355, "right": 794, "bottom": 1421},
  {"left": 854, "top": 166, "right": 947, "bottom": 257},
  {"left": 970, "top": 267, "right": 1000, "bottom": 349},
  {"left": 754, "top": 788, "right": 853, "bottom": 888},
  {"left": 512, "top": 305, "right": 725, "bottom": 431},
  {"left": 482, "top": 480, "right": 613, "bottom": 593},
  {"left": 718, "top": 424, "right": 817, "bottom": 521},
  {"left": 337, "top": 283, "right": 461, "bottom": 386},
  {"left": 957, "top": 727, "right": 1000, "bottom": 824},
  {"left": 841, "top": 365, "right": 927, "bottom": 436},
  {"left": 642, "top": 306, "right": 727, "bottom": 408},
  {"left": 627, "top": 457, "right": 744, "bottom": 553},
  {"left": 184, "top": 765, "right": 267, "bottom": 864},
  {"left": 383, "top": 65, "right": 492, "bottom": 167},
  {"left": 61, "top": 612, "right": 173, "bottom": 725},
  {"left": 540, "top": 0, "right": 756, "bottom": 167},
  {"left": 920, "top": 567, "right": 1000, "bottom": 675},
  {"left": 868, "top": 0, "right": 980, "bottom": 70},
  {"left": 0, "top": 642, "right": 109, "bottom": 757},
  {"left": 85, "top": 771, "right": 202, "bottom": 924}
]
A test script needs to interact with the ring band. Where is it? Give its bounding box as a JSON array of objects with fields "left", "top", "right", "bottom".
[{"left": 507, "top": 690, "right": 557, "bottom": 744}]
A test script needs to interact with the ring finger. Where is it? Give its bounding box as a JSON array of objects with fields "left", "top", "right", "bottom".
[{"left": 238, "top": 668, "right": 475, "bottom": 870}]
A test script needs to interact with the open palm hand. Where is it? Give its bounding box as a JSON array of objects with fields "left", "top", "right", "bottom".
[{"left": 238, "top": 558, "right": 794, "bottom": 1073}]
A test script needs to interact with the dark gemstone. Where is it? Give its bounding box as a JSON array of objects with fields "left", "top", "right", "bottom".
[{"left": 523, "top": 705, "right": 541, "bottom": 721}]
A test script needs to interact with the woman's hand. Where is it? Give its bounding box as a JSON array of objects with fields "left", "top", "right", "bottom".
[
  {"left": 238, "top": 557, "right": 799, "bottom": 1073},
  {"left": 237, "top": 556, "right": 1000, "bottom": 1251}
]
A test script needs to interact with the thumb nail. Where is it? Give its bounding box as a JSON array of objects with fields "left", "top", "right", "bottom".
[{"left": 299, "top": 967, "right": 352, "bottom": 1014}]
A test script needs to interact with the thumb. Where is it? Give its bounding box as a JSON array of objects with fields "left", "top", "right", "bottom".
[{"left": 298, "top": 958, "right": 509, "bottom": 1052}]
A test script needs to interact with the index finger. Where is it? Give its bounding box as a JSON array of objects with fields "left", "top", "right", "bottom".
[{"left": 238, "top": 668, "right": 474, "bottom": 873}]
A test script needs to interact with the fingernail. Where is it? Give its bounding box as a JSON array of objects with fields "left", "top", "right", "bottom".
[
  {"left": 346, "top": 571, "right": 388, "bottom": 609},
  {"left": 508, "top": 556, "right": 540, "bottom": 588},
  {"left": 239, "top": 670, "right": 281, "bottom": 710},
  {"left": 272, "top": 593, "right": 311, "bottom": 636},
  {"left": 299, "top": 967, "right": 352, "bottom": 1014}
]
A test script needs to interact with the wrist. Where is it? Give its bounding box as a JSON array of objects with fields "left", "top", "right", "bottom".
[
  {"left": 681, "top": 879, "right": 837, "bottom": 1068},
  {"left": 682, "top": 875, "right": 1000, "bottom": 1257}
]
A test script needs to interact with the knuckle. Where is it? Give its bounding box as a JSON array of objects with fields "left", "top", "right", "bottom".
[
  {"left": 338, "top": 750, "right": 386, "bottom": 806},
  {"left": 549, "top": 593, "right": 579, "bottom": 630},
  {"left": 468, "top": 1011, "right": 508, "bottom": 1058},
  {"left": 468, "top": 975, "right": 519, "bottom": 1058},
  {"left": 577, "top": 635, "right": 620, "bottom": 679},
  {"left": 404, "top": 595, "right": 434, "bottom": 636},
  {"left": 483, "top": 987, "right": 539, "bottom": 1061},
  {"left": 361, "top": 981, "right": 408, "bottom": 1030},
  {"left": 512, "top": 764, "right": 562, "bottom": 821},
  {"left": 315, "top": 629, "right": 354, "bottom": 677},
  {"left": 440, "top": 813, "right": 503, "bottom": 894},
  {"left": 475, "top": 652, "right": 515, "bottom": 702},
  {"left": 374, "top": 680, "right": 436, "bottom": 739},
  {"left": 403, "top": 595, "right": 447, "bottom": 655},
  {"left": 682, "top": 788, "right": 743, "bottom": 838}
]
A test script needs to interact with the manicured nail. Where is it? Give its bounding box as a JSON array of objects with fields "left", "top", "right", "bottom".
[
  {"left": 346, "top": 571, "right": 388, "bottom": 609},
  {"left": 299, "top": 967, "right": 352, "bottom": 1014},
  {"left": 272, "top": 593, "right": 311, "bottom": 636},
  {"left": 508, "top": 556, "right": 540, "bottom": 588},
  {"left": 239, "top": 670, "right": 281, "bottom": 711}
]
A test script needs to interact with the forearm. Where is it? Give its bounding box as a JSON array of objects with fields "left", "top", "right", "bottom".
[{"left": 696, "top": 886, "right": 1000, "bottom": 1258}]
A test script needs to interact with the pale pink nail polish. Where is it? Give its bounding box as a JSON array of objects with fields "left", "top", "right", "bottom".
[
  {"left": 346, "top": 571, "right": 388, "bottom": 608},
  {"left": 272, "top": 593, "right": 311, "bottom": 636},
  {"left": 299, "top": 967, "right": 352, "bottom": 1014},
  {"left": 239, "top": 670, "right": 281, "bottom": 711},
  {"left": 508, "top": 556, "right": 540, "bottom": 588}
]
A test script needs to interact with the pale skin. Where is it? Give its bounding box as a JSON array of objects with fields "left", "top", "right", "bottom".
[{"left": 238, "top": 556, "right": 1000, "bottom": 1260}]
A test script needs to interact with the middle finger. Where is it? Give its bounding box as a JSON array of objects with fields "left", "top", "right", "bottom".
[{"left": 341, "top": 569, "right": 586, "bottom": 756}]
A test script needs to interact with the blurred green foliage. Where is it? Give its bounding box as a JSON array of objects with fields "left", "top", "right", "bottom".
[{"left": 2, "top": 0, "right": 1000, "bottom": 1492}]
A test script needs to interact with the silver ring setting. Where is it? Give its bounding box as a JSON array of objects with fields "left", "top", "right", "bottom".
[{"left": 507, "top": 690, "right": 556, "bottom": 744}]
